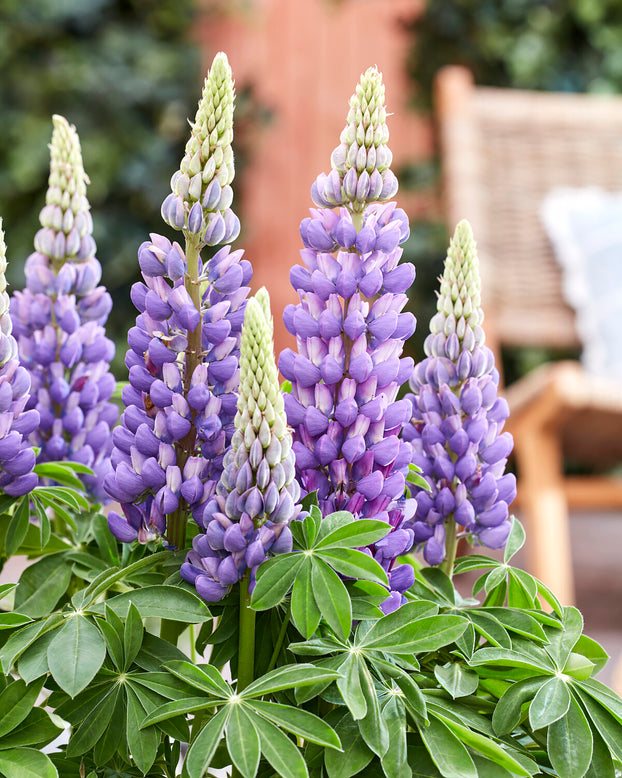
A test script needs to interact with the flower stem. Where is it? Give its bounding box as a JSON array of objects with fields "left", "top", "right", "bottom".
[
  {"left": 237, "top": 572, "right": 256, "bottom": 695},
  {"left": 441, "top": 516, "right": 458, "bottom": 579},
  {"left": 267, "top": 603, "right": 291, "bottom": 672}
]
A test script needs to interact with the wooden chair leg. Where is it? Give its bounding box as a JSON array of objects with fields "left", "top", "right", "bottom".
[{"left": 512, "top": 424, "right": 575, "bottom": 605}]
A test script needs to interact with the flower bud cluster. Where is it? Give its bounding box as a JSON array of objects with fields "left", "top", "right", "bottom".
[
  {"left": 311, "top": 67, "right": 398, "bottom": 214},
  {"left": 182, "top": 290, "right": 299, "bottom": 601},
  {"left": 0, "top": 221, "right": 39, "bottom": 497},
  {"left": 105, "top": 235, "right": 252, "bottom": 543},
  {"left": 279, "top": 69, "right": 417, "bottom": 607},
  {"left": 161, "top": 52, "right": 240, "bottom": 246},
  {"left": 403, "top": 221, "right": 516, "bottom": 564},
  {"left": 9, "top": 116, "right": 116, "bottom": 501}
]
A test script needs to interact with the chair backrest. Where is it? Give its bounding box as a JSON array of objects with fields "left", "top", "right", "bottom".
[{"left": 435, "top": 66, "right": 622, "bottom": 351}]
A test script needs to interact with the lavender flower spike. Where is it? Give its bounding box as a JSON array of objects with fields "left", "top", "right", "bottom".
[
  {"left": 0, "top": 220, "right": 39, "bottom": 497},
  {"left": 181, "top": 288, "right": 300, "bottom": 602},
  {"left": 10, "top": 116, "right": 117, "bottom": 502},
  {"left": 162, "top": 51, "right": 240, "bottom": 246},
  {"left": 403, "top": 220, "right": 516, "bottom": 567},
  {"left": 280, "top": 66, "right": 417, "bottom": 608},
  {"left": 105, "top": 53, "right": 251, "bottom": 547}
]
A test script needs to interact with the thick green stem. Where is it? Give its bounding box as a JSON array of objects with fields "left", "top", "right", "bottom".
[
  {"left": 441, "top": 516, "right": 458, "bottom": 579},
  {"left": 267, "top": 604, "right": 291, "bottom": 672},
  {"left": 237, "top": 573, "right": 256, "bottom": 694}
]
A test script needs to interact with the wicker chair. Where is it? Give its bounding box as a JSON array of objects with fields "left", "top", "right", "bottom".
[{"left": 435, "top": 66, "right": 622, "bottom": 604}]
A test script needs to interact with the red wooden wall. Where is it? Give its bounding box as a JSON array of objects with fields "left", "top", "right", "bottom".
[{"left": 197, "top": 0, "right": 432, "bottom": 356}]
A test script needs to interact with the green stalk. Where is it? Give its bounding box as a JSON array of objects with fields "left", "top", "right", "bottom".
[
  {"left": 440, "top": 515, "right": 458, "bottom": 579},
  {"left": 267, "top": 603, "right": 291, "bottom": 672},
  {"left": 237, "top": 572, "right": 256, "bottom": 694}
]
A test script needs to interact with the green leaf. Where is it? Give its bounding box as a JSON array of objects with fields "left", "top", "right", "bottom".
[
  {"left": 507, "top": 568, "right": 539, "bottom": 609},
  {"left": 33, "top": 462, "right": 85, "bottom": 490},
  {"left": 324, "top": 713, "right": 373, "bottom": 778},
  {"left": 0, "top": 678, "right": 45, "bottom": 738},
  {"left": 92, "top": 584, "right": 211, "bottom": 622},
  {"left": 381, "top": 695, "right": 408, "bottom": 778},
  {"left": 547, "top": 694, "right": 593, "bottom": 778},
  {"left": 0, "top": 747, "right": 58, "bottom": 778},
  {"left": 0, "top": 615, "right": 63, "bottom": 674},
  {"left": 227, "top": 703, "right": 261, "bottom": 778},
  {"left": 529, "top": 675, "right": 571, "bottom": 730},
  {"left": 585, "top": 726, "right": 616, "bottom": 778},
  {"left": 434, "top": 662, "right": 479, "bottom": 699},
  {"left": 357, "top": 661, "right": 389, "bottom": 757},
  {"left": 65, "top": 686, "right": 120, "bottom": 758},
  {"left": 79, "top": 550, "right": 170, "bottom": 605},
  {"left": 311, "top": 557, "right": 352, "bottom": 640},
  {"left": 97, "top": 610, "right": 124, "bottom": 672},
  {"left": 140, "top": 697, "right": 216, "bottom": 728},
  {"left": 13, "top": 553, "right": 72, "bottom": 618},
  {"left": 18, "top": 629, "right": 56, "bottom": 683},
  {"left": 358, "top": 601, "right": 438, "bottom": 652},
  {"left": 418, "top": 714, "right": 477, "bottom": 778},
  {"left": 47, "top": 614, "right": 106, "bottom": 697},
  {"left": 93, "top": 684, "right": 125, "bottom": 765},
  {"left": 241, "top": 664, "right": 341, "bottom": 698},
  {"left": 563, "top": 652, "right": 595, "bottom": 681},
  {"left": 318, "top": 547, "right": 389, "bottom": 586},
  {"left": 251, "top": 554, "right": 304, "bottom": 610},
  {"left": 5, "top": 497, "right": 31, "bottom": 557},
  {"left": 125, "top": 680, "right": 189, "bottom": 743},
  {"left": 165, "top": 660, "right": 231, "bottom": 698},
  {"left": 291, "top": 559, "right": 321, "bottom": 639},
  {"left": 574, "top": 686, "right": 622, "bottom": 761},
  {"left": 0, "top": 613, "right": 32, "bottom": 630},
  {"left": 492, "top": 676, "right": 547, "bottom": 736},
  {"left": 130, "top": 670, "right": 197, "bottom": 701},
  {"left": 503, "top": 517, "right": 526, "bottom": 563},
  {"left": 546, "top": 606, "right": 584, "bottom": 670},
  {"left": 336, "top": 654, "right": 367, "bottom": 720},
  {"left": 248, "top": 700, "right": 341, "bottom": 749},
  {"left": 126, "top": 686, "right": 159, "bottom": 775},
  {"left": 0, "top": 582, "right": 17, "bottom": 600},
  {"left": 466, "top": 611, "right": 511, "bottom": 649},
  {"left": 469, "top": 647, "right": 555, "bottom": 674},
  {"left": 252, "top": 711, "right": 308, "bottom": 778},
  {"left": 315, "top": 518, "right": 390, "bottom": 550},
  {"left": 573, "top": 634, "right": 609, "bottom": 675},
  {"left": 185, "top": 707, "right": 230, "bottom": 778},
  {"left": 123, "top": 601, "right": 144, "bottom": 671},
  {"left": 0, "top": 708, "right": 62, "bottom": 749},
  {"left": 395, "top": 674, "right": 428, "bottom": 725},
  {"left": 429, "top": 711, "right": 531, "bottom": 777}
]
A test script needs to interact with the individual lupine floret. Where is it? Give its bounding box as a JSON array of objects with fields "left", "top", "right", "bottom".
[
  {"left": 0, "top": 220, "right": 39, "bottom": 497},
  {"left": 181, "top": 289, "right": 299, "bottom": 602},
  {"left": 161, "top": 52, "right": 240, "bottom": 246},
  {"left": 9, "top": 115, "right": 117, "bottom": 502},
  {"left": 105, "top": 53, "right": 251, "bottom": 547},
  {"left": 278, "top": 67, "right": 417, "bottom": 606},
  {"left": 403, "top": 220, "right": 516, "bottom": 566}
]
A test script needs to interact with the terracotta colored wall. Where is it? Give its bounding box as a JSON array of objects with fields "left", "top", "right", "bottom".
[{"left": 197, "top": 0, "right": 431, "bottom": 356}]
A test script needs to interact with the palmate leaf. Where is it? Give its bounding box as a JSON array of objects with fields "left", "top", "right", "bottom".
[
  {"left": 227, "top": 703, "right": 261, "bottom": 778},
  {"left": 184, "top": 707, "right": 230, "bottom": 778},
  {"left": 0, "top": 707, "right": 63, "bottom": 750},
  {"left": 529, "top": 675, "right": 571, "bottom": 730},
  {"left": 165, "top": 660, "right": 232, "bottom": 698},
  {"left": 90, "top": 583, "right": 211, "bottom": 623},
  {"left": 13, "top": 553, "right": 73, "bottom": 618},
  {"left": 357, "top": 660, "right": 389, "bottom": 758},
  {"left": 434, "top": 662, "right": 479, "bottom": 699},
  {"left": 251, "top": 712, "right": 308, "bottom": 778},
  {"left": 0, "top": 678, "right": 45, "bottom": 738},
  {"left": 291, "top": 559, "right": 321, "bottom": 638},
  {"left": 492, "top": 676, "right": 547, "bottom": 736},
  {"left": 417, "top": 714, "right": 477, "bottom": 778},
  {"left": 65, "top": 686, "right": 121, "bottom": 758},
  {"left": 251, "top": 554, "right": 305, "bottom": 610},
  {"left": 241, "top": 664, "right": 341, "bottom": 698},
  {"left": 337, "top": 654, "right": 367, "bottom": 720},
  {"left": 125, "top": 686, "right": 159, "bottom": 775},
  {"left": 311, "top": 557, "right": 351, "bottom": 640},
  {"left": 381, "top": 695, "right": 408, "bottom": 778},
  {"left": 324, "top": 713, "right": 374, "bottom": 778}
]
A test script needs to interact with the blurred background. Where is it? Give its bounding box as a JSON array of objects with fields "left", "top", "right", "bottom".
[{"left": 1, "top": 0, "right": 622, "bottom": 681}]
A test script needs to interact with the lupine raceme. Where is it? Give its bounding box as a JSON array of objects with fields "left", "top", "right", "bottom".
[
  {"left": 403, "top": 220, "right": 516, "bottom": 568},
  {"left": 181, "top": 288, "right": 299, "bottom": 601},
  {"left": 278, "top": 67, "right": 417, "bottom": 609},
  {"left": 10, "top": 115, "right": 117, "bottom": 502},
  {"left": 105, "top": 52, "right": 251, "bottom": 549},
  {"left": 0, "top": 220, "right": 39, "bottom": 497}
]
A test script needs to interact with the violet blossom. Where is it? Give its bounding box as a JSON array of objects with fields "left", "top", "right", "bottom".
[
  {"left": 403, "top": 220, "right": 516, "bottom": 566},
  {"left": 10, "top": 115, "right": 117, "bottom": 502},
  {"left": 278, "top": 67, "right": 417, "bottom": 608},
  {"left": 181, "top": 288, "right": 299, "bottom": 601},
  {"left": 0, "top": 220, "right": 39, "bottom": 497},
  {"left": 105, "top": 53, "right": 251, "bottom": 547}
]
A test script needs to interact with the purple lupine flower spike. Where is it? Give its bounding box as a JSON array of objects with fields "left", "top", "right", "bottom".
[
  {"left": 279, "top": 67, "right": 417, "bottom": 605},
  {"left": 403, "top": 220, "right": 516, "bottom": 566},
  {"left": 10, "top": 115, "right": 117, "bottom": 502},
  {"left": 0, "top": 220, "right": 39, "bottom": 497},
  {"left": 105, "top": 53, "right": 251, "bottom": 547},
  {"left": 182, "top": 288, "right": 300, "bottom": 602}
]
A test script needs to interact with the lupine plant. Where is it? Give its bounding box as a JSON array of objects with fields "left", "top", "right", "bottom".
[{"left": 1, "top": 53, "right": 622, "bottom": 778}]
